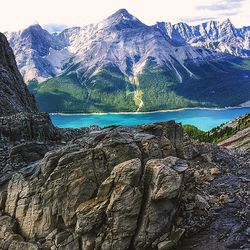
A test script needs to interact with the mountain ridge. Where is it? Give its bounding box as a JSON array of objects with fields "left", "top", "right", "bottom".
[{"left": 162, "top": 18, "right": 250, "bottom": 57}]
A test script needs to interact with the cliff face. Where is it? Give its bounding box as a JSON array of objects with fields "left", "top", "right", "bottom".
[{"left": 0, "top": 33, "right": 38, "bottom": 116}]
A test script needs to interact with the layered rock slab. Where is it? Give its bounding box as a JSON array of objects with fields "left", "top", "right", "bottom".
[{"left": 0, "top": 122, "right": 186, "bottom": 249}]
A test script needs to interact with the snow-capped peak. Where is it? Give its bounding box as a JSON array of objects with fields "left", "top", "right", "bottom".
[
  {"left": 107, "top": 9, "right": 137, "bottom": 21},
  {"left": 103, "top": 8, "right": 145, "bottom": 29}
]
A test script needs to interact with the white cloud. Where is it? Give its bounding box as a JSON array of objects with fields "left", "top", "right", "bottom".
[{"left": 0, "top": 0, "right": 249, "bottom": 32}]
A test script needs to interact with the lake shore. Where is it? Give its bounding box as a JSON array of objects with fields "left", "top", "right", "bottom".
[{"left": 50, "top": 106, "right": 249, "bottom": 116}]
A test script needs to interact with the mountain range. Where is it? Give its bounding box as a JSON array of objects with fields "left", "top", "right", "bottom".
[{"left": 4, "top": 9, "right": 250, "bottom": 113}]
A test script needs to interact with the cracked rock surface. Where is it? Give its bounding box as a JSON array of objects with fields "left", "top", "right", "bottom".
[
  {"left": 0, "top": 120, "right": 249, "bottom": 250},
  {"left": 1, "top": 122, "right": 187, "bottom": 249}
]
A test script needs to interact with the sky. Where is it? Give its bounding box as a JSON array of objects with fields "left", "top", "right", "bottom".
[{"left": 0, "top": 0, "right": 249, "bottom": 32}]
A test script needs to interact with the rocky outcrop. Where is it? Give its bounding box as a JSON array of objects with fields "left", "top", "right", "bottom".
[
  {"left": 0, "top": 122, "right": 187, "bottom": 249},
  {"left": 0, "top": 33, "right": 62, "bottom": 188},
  {"left": 0, "top": 112, "right": 59, "bottom": 186},
  {"left": 0, "top": 33, "right": 38, "bottom": 116},
  {"left": 0, "top": 112, "right": 95, "bottom": 189},
  {"left": 0, "top": 113, "right": 59, "bottom": 144},
  {"left": 0, "top": 121, "right": 249, "bottom": 249}
]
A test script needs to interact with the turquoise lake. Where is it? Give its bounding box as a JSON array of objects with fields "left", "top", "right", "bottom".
[{"left": 50, "top": 108, "right": 250, "bottom": 131}]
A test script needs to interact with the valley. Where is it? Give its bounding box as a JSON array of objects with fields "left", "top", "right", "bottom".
[{"left": 4, "top": 9, "right": 250, "bottom": 113}]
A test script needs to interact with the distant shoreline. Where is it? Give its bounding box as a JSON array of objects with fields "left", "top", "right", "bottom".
[{"left": 49, "top": 106, "right": 250, "bottom": 116}]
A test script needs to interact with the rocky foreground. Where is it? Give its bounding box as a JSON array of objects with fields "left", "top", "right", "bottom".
[{"left": 0, "top": 113, "right": 249, "bottom": 250}]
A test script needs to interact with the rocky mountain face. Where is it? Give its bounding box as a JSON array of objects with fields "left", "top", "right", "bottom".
[
  {"left": 5, "top": 24, "right": 67, "bottom": 82},
  {"left": 5, "top": 9, "right": 221, "bottom": 83},
  {"left": 4, "top": 10, "right": 250, "bottom": 113},
  {"left": 0, "top": 32, "right": 85, "bottom": 178},
  {"left": 160, "top": 19, "right": 250, "bottom": 57},
  {"left": 0, "top": 33, "right": 38, "bottom": 116},
  {"left": 4, "top": 11, "right": 250, "bottom": 83}
]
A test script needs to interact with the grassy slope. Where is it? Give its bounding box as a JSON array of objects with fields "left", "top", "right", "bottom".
[
  {"left": 28, "top": 57, "right": 250, "bottom": 113},
  {"left": 184, "top": 113, "right": 250, "bottom": 144}
]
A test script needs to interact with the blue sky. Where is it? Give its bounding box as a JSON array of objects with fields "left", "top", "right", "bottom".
[{"left": 1, "top": 0, "right": 249, "bottom": 31}]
